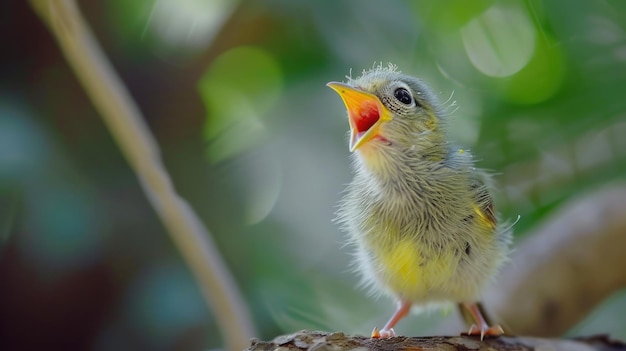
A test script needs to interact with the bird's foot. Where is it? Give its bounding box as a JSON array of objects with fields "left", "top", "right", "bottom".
[
  {"left": 371, "top": 327, "right": 396, "bottom": 338},
  {"left": 464, "top": 324, "right": 504, "bottom": 340}
]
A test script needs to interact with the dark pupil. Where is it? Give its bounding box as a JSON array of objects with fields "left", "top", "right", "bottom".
[{"left": 394, "top": 88, "right": 412, "bottom": 105}]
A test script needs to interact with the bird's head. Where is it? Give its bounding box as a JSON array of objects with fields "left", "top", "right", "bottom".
[{"left": 328, "top": 65, "right": 444, "bottom": 154}]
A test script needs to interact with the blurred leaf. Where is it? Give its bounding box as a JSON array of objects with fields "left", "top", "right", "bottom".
[
  {"left": 414, "top": 0, "right": 496, "bottom": 32},
  {"left": 199, "top": 46, "right": 283, "bottom": 163},
  {"left": 497, "top": 33, "right": 565, "bottom": 104}
]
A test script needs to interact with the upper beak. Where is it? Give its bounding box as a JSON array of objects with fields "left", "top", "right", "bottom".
[{"left": 327, "top": 82, "right": 393, "bottom": 152}]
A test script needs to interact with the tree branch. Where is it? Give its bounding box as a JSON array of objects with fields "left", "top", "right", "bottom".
[
  {"left": 247, "top": 330, "right": 626, "bottom": 351},
  {"left": 488, "top": 183, "right": 626, "bottom": 336},
  {"left": 28, "top": 1, "right": 256, "bottom": 350}
]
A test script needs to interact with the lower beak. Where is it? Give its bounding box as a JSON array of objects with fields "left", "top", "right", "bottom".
[{"left": 327, "top": 82, "right": 392, "bottom": 152}]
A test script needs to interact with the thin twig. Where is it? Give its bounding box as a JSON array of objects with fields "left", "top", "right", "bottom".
[{"left": 28, "top": 1, "right": 256, "bottom": 350}]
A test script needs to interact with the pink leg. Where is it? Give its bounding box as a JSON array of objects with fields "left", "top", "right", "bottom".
[
  {"left": 371, "top": 300, "right": 411, "bottom": 338},
  {"left": 463, "top": 302, "right": 504, "bottom": 340}
]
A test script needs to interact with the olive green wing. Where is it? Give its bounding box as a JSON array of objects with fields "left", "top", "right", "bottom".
[{"left": 469, "top": 173, "right": 497, "bottom": 230}]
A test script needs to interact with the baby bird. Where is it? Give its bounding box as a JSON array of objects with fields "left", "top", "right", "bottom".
[{"left": 327, "top": 65, "right": 511, "bottom": 339}]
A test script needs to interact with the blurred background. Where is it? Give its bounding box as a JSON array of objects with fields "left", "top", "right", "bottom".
[{"left": 1, "top": 0, "right": 626, "bottom": 350}]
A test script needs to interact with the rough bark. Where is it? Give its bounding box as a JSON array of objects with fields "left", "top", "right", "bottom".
[{"left": 247, "top": 330, "right": 626, "bottom": 351}]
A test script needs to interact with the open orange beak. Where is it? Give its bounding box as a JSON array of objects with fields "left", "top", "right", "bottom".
[{"left": 327, "top": 82, "right": 393, "bottom": 152}]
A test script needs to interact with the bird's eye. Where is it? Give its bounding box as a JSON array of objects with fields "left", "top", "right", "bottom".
[{"left": 393, "top": 87, "right": 413, "bottom": 105}]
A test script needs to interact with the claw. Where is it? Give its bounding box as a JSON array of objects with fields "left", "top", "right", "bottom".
[
  {"left": 461, "top": 302, "right": 504, "bottom": 340},
  {"left": 380, "top": 328, "right": 396, "bottom": 338},
  {"left": 371, "top": 327, "right": 396, "bottom": 338},
  {"left": 371, "top": 327, "right": 380, "bottom": 338},
  {"left": 466, "top": 324, "right": 504, "bottom": 340},
  {"left": 372, "top": 300, "right": 410, "bottom": 339}
]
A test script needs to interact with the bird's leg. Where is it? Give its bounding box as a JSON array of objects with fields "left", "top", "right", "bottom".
[
  {"left": 371, "top": 300, "right": 411, "bottom": 338},
  {"left": 462, "top": 302, "right": 504, "bottom": 340}
]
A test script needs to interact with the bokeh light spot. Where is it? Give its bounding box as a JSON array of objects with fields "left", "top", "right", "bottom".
[
  {"left": 461, "top": 2, "right": 535, "bottom": 77},
  {"left": 19, "top": 186, "right": 103, "bottom": 276},
  {"left": 0, "top": 100, "right": 48, "bottom": 180},
  {"left": 145, "top": 0, "right": 237, "bottom": 50},
  {"left": 126, "top": 263, "right": 209, "bottom": 346}
]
